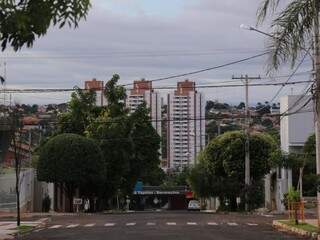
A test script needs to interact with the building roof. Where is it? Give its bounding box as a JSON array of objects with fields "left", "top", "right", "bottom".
[
  {"left": 85, "top": 78, "right": 104, "bottom": 91},
  {"left": 23, "top": 116, "right": 39, "bottom": 125}
]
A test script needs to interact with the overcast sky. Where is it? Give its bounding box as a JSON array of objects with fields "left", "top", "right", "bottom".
[{"left": 0, "top": 0, "right": 312, "bottom": 105}]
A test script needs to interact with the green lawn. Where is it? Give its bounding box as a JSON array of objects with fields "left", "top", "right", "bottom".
[
  {"left": 279, "top": 220, "right": 319, "bottom": 233},
  {"left": 15, "top": 225, "right": 34, "bottom": 234}
]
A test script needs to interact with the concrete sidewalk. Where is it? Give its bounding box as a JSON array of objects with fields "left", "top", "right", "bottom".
[{"left": 0, "top": 219, "right": 48, "bottom": 240}]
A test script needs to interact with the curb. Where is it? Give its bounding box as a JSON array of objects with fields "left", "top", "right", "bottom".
[{"left": 273, "top": 220, "right": 319, "bottom": 239}]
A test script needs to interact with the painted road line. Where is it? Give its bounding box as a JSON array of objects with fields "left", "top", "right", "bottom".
[
  {"left": 187, "top": 222, "right": 198, "bottom": 225},
  {"left": 34, "top": 228, "right": 44, "bottom": 232},
  {"left": 227, "top": 223, "right": 238, "bottom": 226},
  {"left": 247, "top": 223, "right": 258, "bottom": 226},
  {"left": 146, "top": 222, "right": 156, "bottom": 226},
  {"left": 66, "top": 224, "right": 79, "bottom": 228},
  {"left": 126, "top": 223, "right": 136, "bottom": 226},
  {"left": 167, "top": 222, "right": 177, "bottom": 226},
  {"left": 208, "top": 222, "right": 218, "bottom": 226},
  {"left": 84, "top": 223, "right": 96, "bottom": 227},
  {"left": 49, "top": 225, "right": 62, "bottom": 229},
  {"left": 104, "top": 223, "right": 115, "bottom": 227}
]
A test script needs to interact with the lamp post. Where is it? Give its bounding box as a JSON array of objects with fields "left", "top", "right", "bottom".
[{"left": 240, "top": 23, "right": 318, "bottom": 217}]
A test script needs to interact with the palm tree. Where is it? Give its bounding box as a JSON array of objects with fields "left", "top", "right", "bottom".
[
  {"left": 257, "top": 0, "right": 320, "bottom": 222},
  {"left": 257, "top": 0, "right": 317, "bottom": 71}
]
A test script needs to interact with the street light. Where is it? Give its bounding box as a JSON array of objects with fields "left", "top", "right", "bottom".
[
  {"left": 240, "top": 24, "right": 255, "bottom": 31},
  {"left": 240, "top": 24, "right": 275, "bottom": 39}
]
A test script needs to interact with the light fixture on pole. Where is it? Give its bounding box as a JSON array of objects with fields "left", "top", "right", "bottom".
[{"left": 240, "top": 24, "right": 275, "bottom": 39}]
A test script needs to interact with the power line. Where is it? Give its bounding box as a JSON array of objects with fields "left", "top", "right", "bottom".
[
  {"left": 3, "top": 80, "right": 313, "bottom": 93},
  {"left": 1, "top": 50, "right": 270, "bottom": 60},
  {"left": 122, "top": 51, "right": 271, "bottom": 86},
  {"left": 265, "top": 48, "right": 311, "bottom": 104}
]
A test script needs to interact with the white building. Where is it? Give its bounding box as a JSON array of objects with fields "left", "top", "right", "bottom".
[
  {"left": 167, "top": 80, "right": 205, "bottom": 170},
  {"left": 265, "top": 95, "right": 314, "bottom": 212},
  {"left": 126, "top": 79, "right": 162, "bottom": 137},
  {"left": 84, "top": 78, "right": 107, "bottom": 106}
]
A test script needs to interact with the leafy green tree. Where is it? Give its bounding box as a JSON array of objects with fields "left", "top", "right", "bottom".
[
  {"left": 303, "top": 134, "right": 318, "bottom": 196},
  {"left": 58, "top": 87, "right": 101, "bottom": 135},
  {"left": 237, "top": 102, "right": 245, "bottom": 109},
  {"left": 0, "top": 0, "right": 91, "bottom": 50},
  {"left": 87, "top": 74, "right": 163, "bottom": 202},
  {"left": 126, "top": 103, "right": 162, "bottom": 191},
  {"left": 37, "top": 134, "right": 105, "bottom": 212},
  {"left": 192, "top": 131, "right": 277, "bottom": 210}
]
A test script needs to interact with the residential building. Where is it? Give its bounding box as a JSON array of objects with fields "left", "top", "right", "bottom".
[
  {"left": 167, "top": 80, "right": 205, "bottom": 170},
  {"left": 265, "top": 95, "right": 314, "bottom": 212},
  {"left": 126, "top": 79, "right": 162, "bottom": 137},
  {"left": 84, "top": 78, "right": 106, "bottom": 106}
]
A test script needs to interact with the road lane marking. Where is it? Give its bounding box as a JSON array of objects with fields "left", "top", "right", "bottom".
[
  {"left": 146, "top": 222, "right": 156, "bottom": 226},
  {"left": 34, "top": 228, "right": 44, "bottom": 232},
  {"left": 247, "top": 223, "right": 258, "bottom": 226},
  {"left": 84, "top": 223, "right": 96, "bottom": 227},
  {"left": 105, "top": 223, "right": 115, "bottom": 227},
  {"left": 227, "top": 222, "right": 238, "bottom": 226},
  {"left": 208, "top": 222, "right": 218, "bottom": 226},
  {"left": 66, "top": 224, "right": 79, "bottom": 228},
  {"left": 187, "top": 222, "right": 197, "bottom": 225},
  {"left": 49, "top": 225, "right": 62, "bottom": 229},
  {"left": 167, "top": 222, "right": 176, "bottom": 226},
  {"left": 126, "top": 223, "right": 136, "bottom": 226}
]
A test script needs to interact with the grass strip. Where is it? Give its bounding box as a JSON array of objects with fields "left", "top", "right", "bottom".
[{"left": 279, "top": 220, "right": 319, "bottom": 233}]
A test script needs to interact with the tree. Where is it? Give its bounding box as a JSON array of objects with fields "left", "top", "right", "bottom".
[
  {"left": 237, "top": 102, "right": 245, "bottom": 110},
  {"left": 7, "top": 108, "right": 24, "bottom": 226},
  {"left": 37, "top": 134, "right": 105, "bottom": 212},
  {"left": 87, "top": 74, "right": 163, "bottom": 204},
  {"left": 303, "top": 134, "right": 318, "bottom": 196},
  {"left": 57, "top": 87, "right": 100, "bottom": 135},
  {"left": 191, "top": 131, "right": 277, "bottom": 210},
  {"left": 0, "top": 0, "right": 91, "bottom": 51},
  {"left": 126, "top": 103, "right": 162, "bottom": 191}
]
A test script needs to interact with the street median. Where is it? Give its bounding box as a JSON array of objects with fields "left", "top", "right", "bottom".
[{"left": 273, "top": 220, "right": 319, "bottom": 239}]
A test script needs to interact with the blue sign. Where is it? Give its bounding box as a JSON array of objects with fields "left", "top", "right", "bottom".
[{"left": 134, "top": 181, "right": 143, "bottom": 192}]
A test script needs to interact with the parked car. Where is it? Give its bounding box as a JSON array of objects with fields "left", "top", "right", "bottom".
[{"left": 188, "top": 200, "right": 200, "bottom": 211}]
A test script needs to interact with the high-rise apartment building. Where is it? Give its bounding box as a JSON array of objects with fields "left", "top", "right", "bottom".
[
  {"left": 126, "top": 79, "right": 161, "bottom": 137},
  {"left": 167, "top": 80, "right": 205, "bottom": 170},
  {"left": 84, "top": 78, "right": 106, "bottom": 106}
]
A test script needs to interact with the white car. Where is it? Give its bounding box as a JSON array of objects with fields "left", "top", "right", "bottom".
[{"left": 188, "top": 200, "right": 201, "bottom": 211}]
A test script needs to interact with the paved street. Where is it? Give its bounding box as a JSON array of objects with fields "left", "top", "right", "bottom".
[{"left": 20, "top": 212, "right": 307, "bottom": 240}]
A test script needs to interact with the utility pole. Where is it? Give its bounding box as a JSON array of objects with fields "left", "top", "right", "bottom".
[
  {"left": 313, "top": 0, "right": 320, "bottom": 227},
  {"left": 232, "top": 74, "right": 261, "bottom": 211}
]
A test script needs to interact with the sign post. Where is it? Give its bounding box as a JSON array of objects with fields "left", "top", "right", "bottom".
[{"left": 73, "top": 198, "right": 83, "bottom": 213}]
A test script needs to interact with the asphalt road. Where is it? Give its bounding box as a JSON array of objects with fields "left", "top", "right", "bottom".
[{"left": 21, "top": 212, "right": 307, "bottom": 240}]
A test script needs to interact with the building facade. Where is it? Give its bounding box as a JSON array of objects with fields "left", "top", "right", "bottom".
[
  {"left": 126, "top": 79, "right": 162, "bottom": 137},
  {"left": 167, "top": 80, "right": 205, "bottom": 170},
  {"left": 84, "top": 78, "right": 106, "bottom": 106}
]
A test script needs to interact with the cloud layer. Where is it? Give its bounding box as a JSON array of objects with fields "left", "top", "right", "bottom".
[{"left": 0, "top": 0, "right": 311, "bottom": 105}]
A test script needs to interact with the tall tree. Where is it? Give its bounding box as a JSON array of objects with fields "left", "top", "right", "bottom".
[
  {"left": 87, "top": 75, "right": 163, "bottom": 202},
  {"left": 8, "top": 108, "right": 24, "bottom": 226},
  {"left": 0, "top": 0, "right": 91, "bottom": 50},
  {"left": 87, "top": 74, "right": 131, "bottom": 200},
  {"left": 58, "top": 87, "right": 100, "bottom": 135},
  {"left": 126, "top": 103, "right": 162, "bottom": 190}
]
